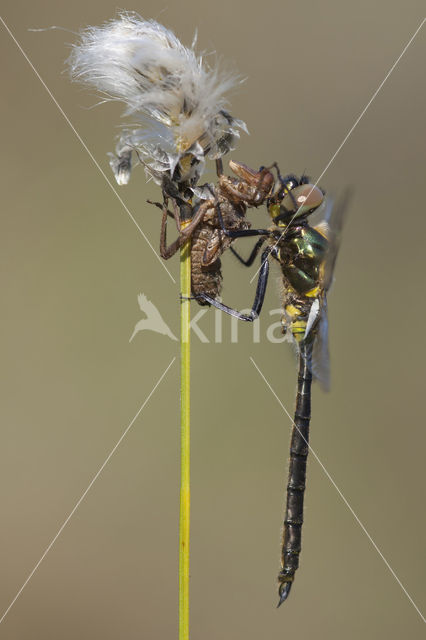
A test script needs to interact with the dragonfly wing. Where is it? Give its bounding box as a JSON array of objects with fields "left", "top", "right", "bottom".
[
  {"left": 304, "top": 298, "right": 320, "bottom": 339},
  {"left": 322, "top": 189, "right": 353, "bottom": 292},
  {"left": 311, "top": 296, "right": 331, "bottom": 392}
]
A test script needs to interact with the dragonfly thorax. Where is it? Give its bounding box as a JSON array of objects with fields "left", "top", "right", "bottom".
[{"left": 275, "top": 224, "right": 328, "bottom": 296}]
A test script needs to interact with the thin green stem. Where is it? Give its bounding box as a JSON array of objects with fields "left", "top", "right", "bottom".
[{"left": 179, "top": 231, "right": 191, "bottom": 640}]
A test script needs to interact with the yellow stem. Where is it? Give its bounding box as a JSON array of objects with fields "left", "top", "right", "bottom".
[{"left": 179, "top": 229, "right": 191, "bottom": 640}]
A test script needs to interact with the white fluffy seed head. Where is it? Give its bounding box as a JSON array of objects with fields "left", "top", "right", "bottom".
[{"left": 68, "top": 12, "right": 247, "bottom": 185}]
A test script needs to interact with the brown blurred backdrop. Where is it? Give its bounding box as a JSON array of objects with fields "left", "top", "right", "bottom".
[{"left": 1, "top": 1, "right": 425, "bottom": 638}]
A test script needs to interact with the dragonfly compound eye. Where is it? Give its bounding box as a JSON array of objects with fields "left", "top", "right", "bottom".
[{"left": 281, "top": 184, "right": 324, "bottom": 217}]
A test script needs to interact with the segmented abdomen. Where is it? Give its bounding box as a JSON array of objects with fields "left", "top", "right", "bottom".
[
  {"left": 191, "top": 223, "right": 223, "bottom": 304},
  {"left": 191, "top": 197, "right": 250, "bottom": 305}
]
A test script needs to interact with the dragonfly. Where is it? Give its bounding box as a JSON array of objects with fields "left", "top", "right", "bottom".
[{"left": 198, "top": 169, "right": 350, "bottom": 604}]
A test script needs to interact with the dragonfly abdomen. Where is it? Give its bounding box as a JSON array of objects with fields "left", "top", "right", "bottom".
[{"left": 278, "top": 341, "right": 313, "bottom": 606}]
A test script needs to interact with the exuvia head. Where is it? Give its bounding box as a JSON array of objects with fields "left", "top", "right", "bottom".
[
  {"left": 228, "top": 160, "right": 275, "bottom": 204},
  {"left": 269, "top": 177, "right": 324, "bottom": 226}
]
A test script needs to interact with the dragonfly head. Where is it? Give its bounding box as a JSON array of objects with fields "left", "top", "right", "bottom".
[{"left": 269, "top": 181, "right": 324, "bottom": 226}]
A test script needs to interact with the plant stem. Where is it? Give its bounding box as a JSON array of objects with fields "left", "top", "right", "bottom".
[{"left": 179, "top": 228, "right": 191, "bottom": 640}]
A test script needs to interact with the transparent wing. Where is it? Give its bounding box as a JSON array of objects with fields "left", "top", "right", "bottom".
[
  {"left": 310, "top": 190, "right": 352, "bottom": 390},
  {"left": 311, "top": 296, "right": 330, "bottom": 392},
  {"left": 321, "top": 189, "right": 353, "bottom": 292}
]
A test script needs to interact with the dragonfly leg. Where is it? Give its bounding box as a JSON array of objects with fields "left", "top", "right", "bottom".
[
  {"left": 160, "top": 198, "right": 213, "bottom": 259},
  {"left": 203, "top": 182, "right": 272, "bottom": 240},
  {"left": 160, "top": 198, "right": 183, "bottom": 259},
  {"left": 195, "top": 248, "right": 271, "bottom": 320},
  {"left": 147, "top": 199, "right": 175, "bottom": 220},
  {"left": 214, "top": 195, "right": 271, "bottom": 239},
  {"left": 230, "top": 237, "right": 266, "bottom": 266},
  {"left": 224, "top": 227, "right": 272, "bottom": 239}
]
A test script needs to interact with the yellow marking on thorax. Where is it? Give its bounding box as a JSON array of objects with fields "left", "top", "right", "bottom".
[
  {"left": 269, "top": 204, "right": 288, "bottom": 228},
  {"left": 269, "top": 203, "right": 280, "bottom": 218},
  {"left": 305, "top": 285, "right": 321, "bottom": 298}
]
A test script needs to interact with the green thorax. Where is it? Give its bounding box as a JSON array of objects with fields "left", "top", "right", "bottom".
[{"left": 277, "top": 223, "right": 328, "bottom": 295}]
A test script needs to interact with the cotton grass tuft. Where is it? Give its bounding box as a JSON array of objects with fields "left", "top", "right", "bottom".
[{"left": 68, "top": 12, "right": 247, "bottom": 186}]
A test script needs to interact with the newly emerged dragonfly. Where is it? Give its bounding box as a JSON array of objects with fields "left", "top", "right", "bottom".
[{"left": 199, "top": 171, "right": 350, "bottom": 604}]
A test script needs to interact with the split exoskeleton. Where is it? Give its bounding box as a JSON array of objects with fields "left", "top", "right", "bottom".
[{"left": 151, "top": 159, "right": 276, "bottom": 304}]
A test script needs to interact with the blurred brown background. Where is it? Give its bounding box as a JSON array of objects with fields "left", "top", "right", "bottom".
[{"left": 1, "top": 1, "right": 425, "bottom": 638}]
